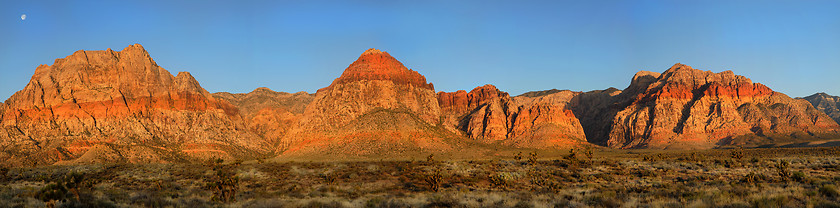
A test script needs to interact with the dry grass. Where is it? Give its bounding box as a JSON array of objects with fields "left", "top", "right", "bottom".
[{"left": 0, "top": 147, "right": 838, "bottom": 207}]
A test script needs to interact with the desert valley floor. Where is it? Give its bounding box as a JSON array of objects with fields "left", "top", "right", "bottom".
[{"left": 1, "top": 148, "right": 840, "bottom": 207}]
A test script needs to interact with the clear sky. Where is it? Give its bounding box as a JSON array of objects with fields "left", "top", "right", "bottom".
[{"left": 2, "top": 0, "right": 839, "bottom": 101}]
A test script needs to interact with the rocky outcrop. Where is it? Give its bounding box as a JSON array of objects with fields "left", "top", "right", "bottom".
[
  {"left": 579, "top": 63, "right": 840, "bottom": 149},
  {"left": 0, "top": 44, "right": 267, "bottom": 166},
  {"left": 506, "top": 90, "right": 587, "bottom": 148},
  {"left": 281, "top": 49, "right": 455, "bottom": 156},
  {"left": 213, "top": 88, "right": 315, "bottom": 147},
  {"left": 803, "top": 93, "right": 840, "bottom": 125},
  {"left": 437, "top": 86, "right": 588, "bottom": 148},
  {"left": 438, "top": 84, "right": 512, "bottom": 142}
]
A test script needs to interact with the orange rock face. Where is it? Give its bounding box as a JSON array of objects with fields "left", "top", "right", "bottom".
[
  {"left": 213, "top": 88, "right": 315, "bottom": 148},
  {"left": 584, "top": 63, "right": 840, "bottom": 149},
  {"left": 0, "top": 44, "right": 267, "bottom": 166},
  {"left": 318, "top": 49, "right": 433, "bottom": 93},
  {"left": 281, "top": 48, "right": 452, "bottom": 156},
  {"left": 437, "top": 85, "right": 588, "bottom": 148}
]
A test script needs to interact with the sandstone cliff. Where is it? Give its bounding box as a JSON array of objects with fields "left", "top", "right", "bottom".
[
  {"left": 438, "top": 85, "right": 588, "bottom": 148},
  {"left": 803, "top": 93, "right": 840, "bottom": 125},
  {"left": 575, "top": 63, "right": 840, "bottom": 149},
  {"left": 0, "top": 44, "right": 267, "bottom": 166},
  {"left": 280, "top": 49, "right": 459, "bottom": 156},
  {"left": 213, "top": 88, "right": 315, "bottom": 148}
]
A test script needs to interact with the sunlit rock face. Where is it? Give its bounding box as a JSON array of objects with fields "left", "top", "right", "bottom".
[
  {"left": 438, "top": 85, "right": 589, "bottom": 149},
  {"left": 280, "top": 48, "right": 458, "bottom": 156},
  {"left": 574, "top": 63, "right": 840, "bottom": 149},
  {"left": 0, "top": 44, "right": 269, "bottom": 166}
]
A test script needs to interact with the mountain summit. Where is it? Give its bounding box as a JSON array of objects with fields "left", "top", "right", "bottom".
[
  {"left": 573, "top": 63, "right": 840, "bottom": 149},
  {"left": 0, "top": 44, "right": 267, "bottom": 166},
  {"left": 280, "top": 49, "right": 456, "bottom": 157},
  {"left": 319, "top": 48, "right": 433, "bottom": 93}
]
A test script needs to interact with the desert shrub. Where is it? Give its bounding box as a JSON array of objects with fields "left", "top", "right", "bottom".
[
  {"left": 731, "top": 148, "right": 744, "bottom": 160},
  {"left": 0, "top": 167, "right": 7, "bottom": 181},
  {"left": 425, "top": 169, "right": 443, "bottom": 192},
  {"left": 36, "top": 171, "right": 99, "bottom": 207},
  {"left": 426, "top": 194, "right": 462, "bottom": 208},
  {"left": 37, "top": 183, "right": 67, "bottom": 208},
  {"left": 130, "top": 191, "right": 174, "bottom": 207},
  {"left": 206, "top": 159, "right": 239, "bottom": 203},
  {"left": 320, "top": 172, "right": 337, "bottom": 185},
  {"left": 814, "top": 201, "right": 840, "bottom": 208},
  {"left": 528, "top": 152, "right": 538, "bottom": 164},
  {"left": 61, "top": 172, "right": 98, "bottom": 202},
  {"left": 529, "top": 170, "right": 562, "bottom": 193},
  {"left": 514, "top": 201, "right": 534, "bottom": 208},
  {"left": 514, "top": 152, "right": 523, "bottom": 161},
  {"left": 820, "top": 184, "right": 839, "bottom": 198},
  {"left": 776, "top": 160, "right": 791, "bottom": 182},
  {"left": 584, "top": 148, "right": 594, "bottom": 162},
  {"left": 426, "top": 154, "right": 436, "bottom": 164},
  {"left": 792, "top": 171, "right": 808, "bottom": 183},
  {"left": 583, "top": 194, "right": 620, "bottom": 208},
  {"left": 742, "top": 172, "right": 769, "bottom": 185},
  {"left": 643, "top": 154, "right": 663, "bottom": 163},
  {"left": 489, "top": 172, "right": 514, "bottom": 190},
  {"left": 750, "top": 196, "right": 793, "bottom": 208}
]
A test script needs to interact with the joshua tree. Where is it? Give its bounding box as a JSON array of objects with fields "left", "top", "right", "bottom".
[{"left": 206, "top": 159, "right": 239, "bottom": 203}]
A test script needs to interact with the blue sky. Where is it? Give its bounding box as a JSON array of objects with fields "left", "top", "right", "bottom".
[{"left": 2, "top": 0, "right": 839, "bottom": 101}]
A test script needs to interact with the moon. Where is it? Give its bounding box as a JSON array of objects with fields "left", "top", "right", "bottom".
[{"left": 21, "top": 14, "right": 26, "bottom": 20}]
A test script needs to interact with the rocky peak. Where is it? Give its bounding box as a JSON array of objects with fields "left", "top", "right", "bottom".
[
  {"left": 642, "top": 63, "right": 772, "bottom": 99},
  {"left": 174, "top": 71, "right": 208, "bottom": 94},
  {"left": 4, "top": 44, "right": 207, "bottom": 110},
  {"left": 319, "top": 48, "right": 433, "bottom": 92},
  {"left": 361, "top": 48, "right": 385, "bottom": 55},
  {"left": 658, "top": 63, "right": 751, "bottom": 86},
  {"left": 438, "top": 84, "right": 509, "bottom": 112},
  {"left": 803, "top": 92, "right": 840, "bottom": 125}
]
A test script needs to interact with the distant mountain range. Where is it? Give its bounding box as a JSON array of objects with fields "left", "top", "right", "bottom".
[{"left": 1, "top": 44, "right": 838, "bottom": 166}]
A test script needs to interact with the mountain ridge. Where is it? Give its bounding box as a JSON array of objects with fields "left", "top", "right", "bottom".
[{"left": 2, "top": 44, "right": 838, "bottom": 166}]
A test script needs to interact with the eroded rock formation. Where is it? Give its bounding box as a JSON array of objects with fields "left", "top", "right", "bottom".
[
  {"left": 213, "top": 88, "right": 315, "bottom": 147},
  {"left": 281, "top": 49, "right": 455, "bottom": 156},
  {"left": 0, "top": 44, "right": 267, "bottom": 166},
  {"left": 438, "top": 85, "right": 588, "bottom": 148},
  {"left": 803, "top": 93, "right": 840, "bottom": 125},
  {"left": 574, "top": 63, "right": 840, "bottom": 149}
]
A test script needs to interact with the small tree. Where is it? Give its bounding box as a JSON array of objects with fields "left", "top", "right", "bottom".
[
  {"left": 528, "top": 152, "right": 539, "bottom": 164},
  {"left": 776, "top": 160, "right": 791, "bottom": 182},
  {"left": 426, "top": 154, "right": 436, "bottom": 164},
  {"left": 730, "top": 148, "right": 744, "bottom": 160},
  {"left": 425, "top": 169, "right": 443, "bottom": 192},
  {"left": 37, "top": 183, "right": 67, "bottom": 208},
  {"left": 206, "top": 159, "right": 239, "bottom": 203}
]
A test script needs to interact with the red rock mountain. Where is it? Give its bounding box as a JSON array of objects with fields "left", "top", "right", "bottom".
[
  {"left": 803, "top": 93, "right": 840, "bottom": 125},
  {"left": 0, "top": 44, "right": 268, "bottom": 166},
  {"left": 438, "top": 85, "right": 588, "bottom": 148},
  {"left": 213, "top": 88, "right": 315, "bottom": 148},
  {"left": 3, "top": 46, "right": 839, "bottom": 165},
  {"left": 280, "top": 49, "right": 459, "bottom": 157},
  {"left": 573, "top": 63, "right": 840, "bottom": 149}
]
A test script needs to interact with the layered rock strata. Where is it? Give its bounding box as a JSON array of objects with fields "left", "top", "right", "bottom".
[
  {"left": 574, "top": 63, "right": 840, "bottom": 149},
  {"left": 0, "top": 44, "right": 267, "bottom": 166},
  {"left": 281, "top": 49, "right": 453, "bottom": 155},
  {"left": 438, "top": 85, "right": 588, "bottom": 148}
]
